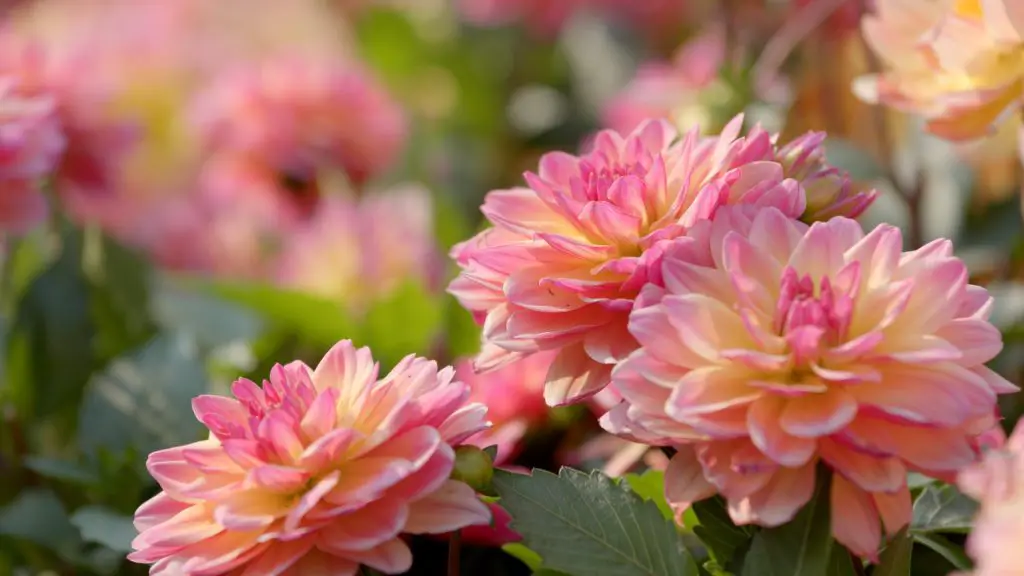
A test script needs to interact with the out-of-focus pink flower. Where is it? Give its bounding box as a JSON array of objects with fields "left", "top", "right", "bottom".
[
  {"left": 0, "top": 77, "right": 63, "bottom": 233},
  {"left": 449, "top": 116, "right": 872, "bottom": 407},
  {"left": 959, "top": 420, "right": 1024, "bottom": 576},
  {"left": 856, "top": 0, "right": 1024, "bottom": 142},
  {"left": 192, "top": 58, "right": 406, "bottom": 206},
  {"left": 603, "top": 28, "right": 726, "bottom": 136},
  {"left": 275, "top": 184, "right": 438, "bottom": 311},
  {"left": 457, "top": 0, "right": 586, "bottom": 37},
  {"left": 602, "top": 206, "right": 1017, "bottom": 559},
  {"left": 0, "top": 32, "right": 136, "bottom": 211},
  {"left": 129, "top": 340, "right": 491, "bottom": 575},
  {"left": 459, "top": 350, "right": 555, "bottom": 464}
]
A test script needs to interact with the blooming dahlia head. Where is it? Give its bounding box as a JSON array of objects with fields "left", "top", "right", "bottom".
[
  {"left": 857, "top": 0, "right": 1024, "bottom": 141},
  {"left": 458, "top": 350, "right": 555, "bottom": 464},
  {"left": 190, "top": 57, "right": 407, "bottom": 223},
  {"left": 958, "top": 420, "right": 1024, "bottom": 576},
  {"left": 449, "top": 116, "right": 876, "bottom": 407},
  {"left": 130, "top": 340, "right": 492, "bottom": 575},
  {"left": 275, "top": 185, "right": 439, "bottom": 312},
  {"left": 0, "top": 77, "right": 64, "bottom": 233},
  {"left": 601, "top": 205, "right": 1016, "bottom": 558},
  {"left": 0, "top": 31, "right": 136, "bottom": 208}
]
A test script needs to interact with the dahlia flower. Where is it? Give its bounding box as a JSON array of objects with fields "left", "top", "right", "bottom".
[
  {"left": 856, "top": 0, "right": 1024, "bottom": 142},
  {"left": 129, "top": 340, "right": 492, "bottom": 575},
  {"left": 449, "top": 116, "right": 875, "bottom": 407},
  {"left": 0, "top": 32, "right": 136, "bottom": 207},
  {"left": 603, "top": 29, "right": 726, "bottom": 136},
  {"left": 601, "top": 205, "right": 1016, "bottom": 558},
  {"left": 0, "top": 77, "right": 64, "bottom": 233},
  {"left": 959, "top": 420, "right": 1024, "bottom": 576},
  {"left": 275, "top": 185, "right": 438, "bottom": 312},
  {"left": 459, "top": 351, "right": 555, "bottom": 464},
  {"left": 190, "top": 57, "right": 407, "bottom": 223}
]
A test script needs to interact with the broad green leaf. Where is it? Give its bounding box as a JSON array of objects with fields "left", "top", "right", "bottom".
[
  {"left": 493, "top": 467, "right": 700, "bottom": 576},
  {"left": 873, "top": 529, "right": 912, "bottom": 576},
  {"left": 911, "top": 484, "right": 977, "bottom": 534},
  {"left": 70, "top": 506, "right": 136, "bottom": 553},
  {"left": 7, "top": 225, "right": 94, "bottom": 420},
  {"left": 363, "top": 280, "right": 443, "bottom": 367},
  {"left": 84, "top": 229, "right": 156, "bottom": 362},
  {"left": 78, "top": 332, "right": 207, "bottom": 463},
  {"left": 740, "top": 472, "right": 833, "bottom": 576},
  {"left": 827, "top": 546, "right": 859, "bottom": 576},
  {"left": 912, "top": 532, "right": 971, "bottom": 572},
  {"left": 691, "top": 497, "right": 753, "bottom": 568},
  {"left": 0, "top": 488, "right": 81, "bottom": 559},
  {"left": 907, "top": 473, "right": 937, "bottom": 490},
  {"left": 151, "top": 275, "right": 264, "bottom": 347},
  {"left": 623, "top": 470, "right": 673, "bottom": 521},
  {"left": 22, "top": 456, "right": 98, "bottom": 485},
  {"left": 186, "top": 276, "right": 355, "bottom": 348}
]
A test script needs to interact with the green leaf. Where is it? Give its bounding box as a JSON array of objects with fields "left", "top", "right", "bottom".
[
  {"left": 70, "top": 506, "right": 136, "bottom": 553},
  {"left": 7, "top": 225, "right": 94, "bottom": 420},
  {"left": 22, "top": 456, "right": 98, "bottom": 485},
  {"left": 911, "top": 484, "right": 977, "bottom": 534},
  {"left": 827, "top": 547, "right": 859, "bottom": 576},
  {"left": 151, "top": 275, "right": 264, "bottom": 348},
  {"left": 623, "top": 470, "right": 673, "bottom": 521},
  {"left": 873, "top": 528, "right": 912, "bottom": 576},
  {"left": 0, "top": 488, "right": 81, "bottom": 559},
  {"left": 691, "top": 497, "right": 753, "bottom": 568},
  {"left": 504, "top": 543, "right": 545, "bottom": 571},
  {"left": 363, "top": 280, "right": 442, "bottom": 367},
  {"left": 78, "top": 332, "right": 207, "bottom": 463},
  {"left": 907, "top": 473, "right": 937, "bottom": 491},
  {"left": 740, "top": 472, "right": 833, "bottom": 576},
  {"left": 84, "top": 229, "right": 156, "bottom": 362},
  {"left": 912, "top": 532, "right": 972, "bottom": 572},
  {"left": 493, "top": 467, "right": 700, "bottom": 576},
  {"left": 190, "top": 276, "right": 356, "bottom": 348}
]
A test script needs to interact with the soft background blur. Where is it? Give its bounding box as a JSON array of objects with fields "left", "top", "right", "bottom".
[{"left": 1, "top": 0, "right": 1023, "bottom": 574}]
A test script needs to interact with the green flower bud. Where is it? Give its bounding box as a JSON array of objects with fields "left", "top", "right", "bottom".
[{"left": 450, "top": 445, "right": 494, "bottom": 493}]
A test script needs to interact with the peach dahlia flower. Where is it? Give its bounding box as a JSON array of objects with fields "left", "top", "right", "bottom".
[
  {"left": 601, "top": 205, "right": 1016, "bottom": 559},
  {"left": 857, "top": 0, "right": 1024, "bottom": 142},
  {"left": 129, "top": 340, "right": 491, "bottom": 575},
  {"left": 449, "top": 116, "right": 874, "bottom": 407},
  {"left": 958, "top": 420, "right": 1024, "bottom": 576}
]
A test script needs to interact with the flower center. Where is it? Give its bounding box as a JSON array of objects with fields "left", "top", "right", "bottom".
[{"left": 774, "top": 266, "right": 853, "bottom": 349}]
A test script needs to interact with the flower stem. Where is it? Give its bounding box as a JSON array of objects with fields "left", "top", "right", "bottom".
[
  {"left": 448, "top": 530, "right": 462, "bottom": 576},
  {"left": 850, "top": 550, "right": 867, "bottom": 576}
]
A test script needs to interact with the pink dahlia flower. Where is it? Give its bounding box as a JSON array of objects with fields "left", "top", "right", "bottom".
[
  {"left": 602, "top": 205, "right": 1016, "bottom": 559},
  {"left": 275, "top": 185, "right": 438, "bottom": 312},
  {"left": 190, "top": 57, "right": 407, "bottom": 220},
  {"left": 0, "top": 77, "right": 64, "bottom": 233},
  {"left": 129, "top": 340, "right": 492, "bottom": 575},
  {"left": 959, "top": 420, "right": 1024, "bottom": 576},
  {"left": 856, "top": 0, "right": 1024, "bottom": 142},
  {"left": 603, "top": 28, "right": 726, "bottom": 136},
  {"left": 449, "top": 116, "right": 875, "bottom": 407},
  {"left": 459, "top": 350, "right": 555, "bottom": 464},
  {"left": 0, "top": 32, "right": 136, "bottom": 208}
]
